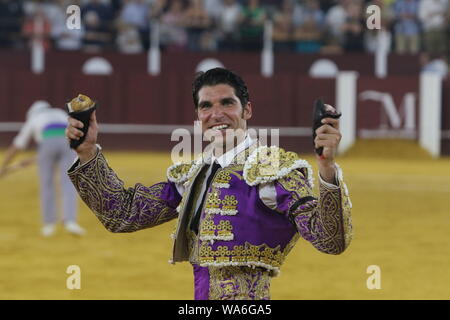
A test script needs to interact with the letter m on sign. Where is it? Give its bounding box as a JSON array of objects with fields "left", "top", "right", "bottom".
[{"left": 359, "top": 90, "right": 416, "bottom": 137}]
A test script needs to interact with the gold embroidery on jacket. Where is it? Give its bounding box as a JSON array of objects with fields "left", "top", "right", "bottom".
[
  {"left": 208, "top": 266, "right": 271, "bottom": 300},
  {"left": 221, "top": 195, "right": 238, "bottom": 215},
  {"left": 167, "top": 162, "right": 193, "bottom": 183},
  {"left": 244, "top": 146, "right": 309, "bottom": 186},
  {"left": 70, "top": 152, "right": 179, "bottom": 233},
  {"left": 199, "top": 216, "right": 234, "bottom": 241},
  {"left": 198, "top": 242, "right": 285, "bottom": 273},
  {"left": 204, "top": 190, "right": 222, "bottom": 214},
  {"left": 212, "top": 170, "right": 232, "bottom": 188},
  {"left": 278, "top": 169, "right": 352, "bottom": 255}
]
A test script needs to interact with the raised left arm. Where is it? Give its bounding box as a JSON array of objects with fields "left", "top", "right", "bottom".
[
  {"left": 274, "top": 167, "right": 352, "bottom": 255},
  {"left": 291, "top": 103, "right": 352, "bottom": 253}
]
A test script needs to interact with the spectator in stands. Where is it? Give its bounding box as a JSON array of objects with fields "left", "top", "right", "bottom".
[
  {"left": 41, "top": 0, "right": 65, "bottom": 28},
  {"left": 324, "top": 0, "right": 351, "bottom": 47},
  {"left": 0, "top": 0, "right": 25, "bottom": 49},
  {"left": 290, "top": 0, "right": 307, "bottom": 26},
  {"left": 184, "top": 0, "right": 211, "bottom": 52},
  {"left": 22, "top": 4, "right": 52, "bottom": 51},
  {"left": 116, "top": 22, "right": 144, "bottom": 54},
  {"left": 341, "top": 0, "right": 365, "bottom": 52},
  {"left": 217, "top": 0, "right": 243, "bottom": 51},
  {"left": 160, "top": 0, "right": 188, "bottom": 52},
  {"left": 110, "top": 0, "right": 123, "bottom": 15},
  {"left": 199, "top": 27, "right": 218, "bottom": 52},
  {"left": 259, "top": 0, "right": 280, "bottom": 8},
  {"left": 272, "top": 0, "right": 296, "bottom": 52},
  {"left": 392, "top": 0, "right": 421, "bottom": 54},
  {"left": 81, "top": 0, "right": 114, "bottom": 52},
  {"left": 239, "top": 0, "right": 267, "bottom": 51},
  {"left": 118, "top": 0, "right": 151, "bottom": 52},
  {"left": 82, "top": 10, "right": 112, "bottom": 53},
  {"left": 203, "top": 0, "right": 223, "bottom": 22},
  {"left": 293, "top": 0, "right": 324, "bottom": 53},
  {"left": 119, "top": 0, "right": 150, "bottom": 31},
  {"left": 81, "top": 0, "right": 114, "bottom": 23},
  {"left": 418, "top": 0, "right": 448, "bottom": 55},
  {"left": 149, "top": 0, "right": 168, "bottom": 20},
  {"left": 318, "top": 0, "right": 339, "bottom": 13}
]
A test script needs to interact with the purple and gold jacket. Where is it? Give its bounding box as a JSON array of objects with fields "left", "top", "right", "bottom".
[{"left": 68, "top": 142, "right": 352, "bottom": 278}]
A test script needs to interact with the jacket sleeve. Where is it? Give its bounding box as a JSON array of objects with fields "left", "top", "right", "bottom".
[
  {"left": 67, "top": 149, "right": 181, "bottom": 233},
  {"left": 261, "top": 165, "right": 352, "bottom": 254}
]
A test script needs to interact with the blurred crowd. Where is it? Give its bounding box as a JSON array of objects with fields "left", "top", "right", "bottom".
[{"left": 0, "top": 0, "right": 449, "bottom": 58}]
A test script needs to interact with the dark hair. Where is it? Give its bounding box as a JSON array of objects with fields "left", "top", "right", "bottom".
[{"left": 192, "top": 68, "right": 250, "bottom": 109}]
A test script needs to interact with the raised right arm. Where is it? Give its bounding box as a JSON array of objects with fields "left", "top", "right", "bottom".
[
  {"left": 66, "top": 109, "right": 181, "bottom": 233},
  {"left": 68, "top": 148, "right": 181, "bottom": 233}
]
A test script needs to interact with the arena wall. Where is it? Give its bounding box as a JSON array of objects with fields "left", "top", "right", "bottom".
[{"left": 0, "top": 51, "right": 448, "bottom": 155}]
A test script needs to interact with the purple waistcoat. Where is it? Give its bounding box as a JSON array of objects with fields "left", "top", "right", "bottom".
[{"left": 168, "top": 143, "right": 352, "bottom": 276}]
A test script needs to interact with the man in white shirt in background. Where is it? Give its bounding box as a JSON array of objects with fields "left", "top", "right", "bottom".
[
  {"left": 0, "top": 100, "right": 85, "bottom": 237},
  {"left": 419, "top": 0, "right": 449, "bottom": 54},
  {"left": 216, "top": 0, "right": 242, "bottom": 50},
  {"left": 325, "top": 0, "right": 351, "bottom": 46}
]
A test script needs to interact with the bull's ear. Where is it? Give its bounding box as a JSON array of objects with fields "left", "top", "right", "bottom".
[{"left": 312, "top": 99, "right": 341, "bottom": 156}]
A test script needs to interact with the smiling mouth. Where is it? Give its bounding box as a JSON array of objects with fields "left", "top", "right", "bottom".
[{"left": 210, "top": 124, "right": 230, "bottom": 130}]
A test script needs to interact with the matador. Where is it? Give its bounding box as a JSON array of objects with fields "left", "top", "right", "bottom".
[{"left": 66, "top": 68, "right": 352, "bottom": 300}]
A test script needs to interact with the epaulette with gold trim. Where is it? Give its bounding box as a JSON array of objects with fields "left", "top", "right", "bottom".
[
  {"left": 243, "top": 145, "right": 314, "bottom": 187},
  {"left": 166, "top": 162, "right": 195, "bottom": 184}
]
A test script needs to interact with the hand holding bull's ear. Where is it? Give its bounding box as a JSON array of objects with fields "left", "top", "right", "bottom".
[
  {"left": 312, "top": 99, "right": 342, "bottom": 158},
  {"left": 312, "top": 99, "right": 342, "bottom": 184},
  {"left": 66, "top": 94, "right": 97, "bottom": 149},
  {"left": 66, "top": 110, "right": 99, "bottom": 165}
]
